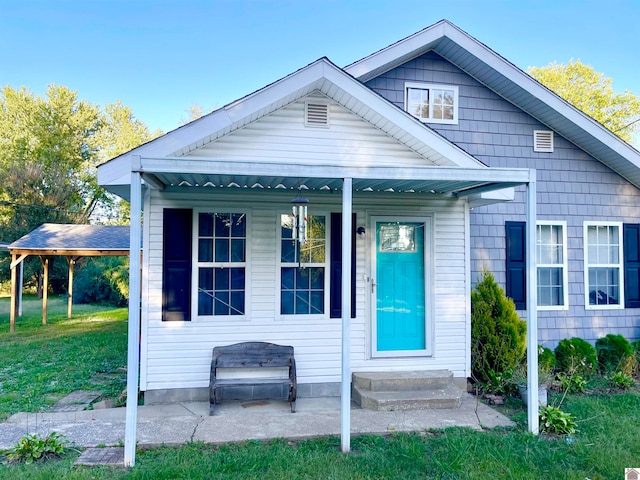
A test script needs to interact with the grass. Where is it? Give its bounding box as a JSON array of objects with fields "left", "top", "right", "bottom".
[
  {"left": 1, "top": 299, "right": 640, "bottom": 478},
  {"left": 0, "top": 295, "right": 127, "bottom": 420}
]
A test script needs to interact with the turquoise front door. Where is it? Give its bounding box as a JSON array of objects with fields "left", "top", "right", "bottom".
[{"left": 374, "top": 220, "right": 426, "bottom": 352}]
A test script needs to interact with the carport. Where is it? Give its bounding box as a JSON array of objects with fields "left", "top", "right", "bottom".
[{"left": 7, "top": 223, "right": 131, "bottom": 332}]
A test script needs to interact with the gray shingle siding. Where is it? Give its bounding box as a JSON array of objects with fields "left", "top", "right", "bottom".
[{"left": 367, "top": 51, "right": 640, "bottom": 348}]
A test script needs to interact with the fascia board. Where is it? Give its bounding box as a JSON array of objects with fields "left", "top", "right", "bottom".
[
  {"left": 345, "top": 20, "right": 640, "bottom": 173},
  {"left": 344, "top": 20, "right": 448, "bottom": 80},
  {"left": 441, "top": 26, "right": 640, "bottom": 168}
]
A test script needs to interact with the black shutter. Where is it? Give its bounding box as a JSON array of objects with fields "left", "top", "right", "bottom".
[
  {"left": 162, "top": 208, "right": 192, "bottom": 321},
  {"left": 505, "top": 221, "right": 526, "bottom": 310},
  {"left": 330, "top": 212, "right": 357, "bottom": 318},
  {"left": 624, "top": 224, "right": 640, "bottom": 308}
]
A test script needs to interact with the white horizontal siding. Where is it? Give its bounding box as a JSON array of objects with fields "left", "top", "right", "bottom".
[
  {"left": 141, "top": 190, "right": 470, "bottom": 390},
  {"left": 185, "top": 95, "right": 445, "bottom": 168}
]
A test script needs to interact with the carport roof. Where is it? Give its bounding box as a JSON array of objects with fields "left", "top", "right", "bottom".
[{"left": 8, "top": 224, "right": 132, "bottom": 256}]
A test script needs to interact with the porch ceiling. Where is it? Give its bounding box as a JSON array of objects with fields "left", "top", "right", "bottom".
[{"left": 135, "top": 156, "right": 533, "bottom": 198}]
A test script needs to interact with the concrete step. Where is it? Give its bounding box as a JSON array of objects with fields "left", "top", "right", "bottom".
[
  {"left": 352, "top": 382, "right": 464, "bottom": 411},
  {"left": 353, "top": 370, "right": 453, "bottom": 392}
]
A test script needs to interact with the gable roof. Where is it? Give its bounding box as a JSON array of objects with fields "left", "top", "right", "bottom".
[
  {"left": 345, "top": 19, "right": 640, "bottom": 188},
  {"left": 98, "top": 57, "right": 489, "bottom": 196}
]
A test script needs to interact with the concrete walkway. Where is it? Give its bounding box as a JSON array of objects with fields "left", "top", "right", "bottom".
[{"left": 0, "top": 393, "right": 514, "bottom": 450}]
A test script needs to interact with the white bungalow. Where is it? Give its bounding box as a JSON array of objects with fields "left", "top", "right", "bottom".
[{"left": 98, "top": 29, "right": 538, "bottom": 465}]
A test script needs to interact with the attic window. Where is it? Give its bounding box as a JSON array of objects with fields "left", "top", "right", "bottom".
[
  {"left": 305, "top": 102, "right": 329, "bottom": 127},
  {"left": 534, "top": 130, "right": 554, "bottom": 152},
  {"left": 405, "top": 82, "right": 459, "bottom": 124}
]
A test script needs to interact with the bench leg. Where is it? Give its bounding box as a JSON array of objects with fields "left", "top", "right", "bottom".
[{"left": 209, "top": 387, "right": 219, "bottom": 415}]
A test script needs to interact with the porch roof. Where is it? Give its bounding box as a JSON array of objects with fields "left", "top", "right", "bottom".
[{"left": 133, "top": 156, "right": 533, "bottom": 201}]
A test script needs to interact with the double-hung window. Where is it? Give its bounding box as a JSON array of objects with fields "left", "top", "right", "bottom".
[
  {"left": 404, "top": 82, "right": 459, "bottom": 124},
  {"left": 280, "top": 213, "right": 327, "bottom": 315},
  {"left": 537, "top": 222, "right": 568, "bottom": 309},
  {"left": 584, "top": 222, "right": 623, "bottom": 309},
  {"left": 197, "top": 212, "right": 247, "bottom": 316}
]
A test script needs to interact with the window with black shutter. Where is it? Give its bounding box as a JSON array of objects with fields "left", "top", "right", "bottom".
[
  {"left": 624, "top": 224, "right": 640, "bottom": 308},
  {"left": 330, "top": 212, "right": 357, "bottom": 318},
  {"left": 162, "top": 208, "right": 193, "bottom": 321},
  {"left": 505, "top": 221, "right": 526, "bottom": 310}
]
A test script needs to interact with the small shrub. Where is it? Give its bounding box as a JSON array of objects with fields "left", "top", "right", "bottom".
[
  {"left": 556, "top": 372, "right": 587, "bottom": 394},
  {"left": 480, "top": 369, "right": 513, "bottom": 395},
  {"left": 6, "top": 432, "right": 67, "bottom": 464},
  {"left": 596, "top": 334, "right": 634, "bottom": 375},
  {"left": 539, "top": 405, "right": 577, "bottom": 435},
  {"left": 538, "top": 346, "right": 556, "bottom": 372},
  {"left": 632, "top": 340, "right": 640, "bottom": 377},
  {"left": 610, "top": 371, "right": 634, "bottom": 390},
  {"left": 509, "top": 345, "right": 556, "bottom": 388},
  {"left": 471, "top": 269, "right": 526, "bottom": 384},
  {"left": 554, "top": 338, "right": 597, "bottom": 376}
]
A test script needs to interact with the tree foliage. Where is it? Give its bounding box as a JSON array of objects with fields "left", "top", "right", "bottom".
[
  {"left": 0, "top": 84, "right": 156, "bottom": 284},
  {"left": 528, "top": 60, "right": 640, "bottom": 143}
]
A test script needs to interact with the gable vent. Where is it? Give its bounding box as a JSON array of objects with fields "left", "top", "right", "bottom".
[
  {"left": 533, "top": 130, "right": 554, "bottom": 152},
  {"left": 305, "top": 102, "right": 329, "bottom": 127}
]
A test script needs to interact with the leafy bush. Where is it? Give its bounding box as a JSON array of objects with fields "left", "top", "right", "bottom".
[
  {"left": 596, "top": 334, "right": 634, "bottom": 375},
  {"left": 481, "top": 369, "right": 514, "bottom": 395},
  {"left": 6, "top": 432, "right": 67, "bottom": 463},
  {"left": 538, "top": 346, "right": 556, "bottom": 372},
  {"left": 539, "top": 405, "right": 577, "bottom": 435},
  {"left": 554, "top": 338, "right": 597, "bottom": 376},
  {"left": 557, "top": 372, "right": 587, "bottom": 394},
  {"left": 610, "top": 371, "right": 634, "bottom": 390},
  {"left": 73, "top": 256, "right": 129, "bottom": 307},
  {"left": 471, "top": 269, "right": 526, "bottom": 384}
]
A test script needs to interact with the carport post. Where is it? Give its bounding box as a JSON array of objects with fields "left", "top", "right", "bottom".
[
  {"left": 124, "top": 157, "right": 142, "bottom": 467},
  {"left": 341, "top": 177, "right": 352, "bottom": 453}
]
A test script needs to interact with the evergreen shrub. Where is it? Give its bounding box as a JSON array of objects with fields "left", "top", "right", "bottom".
[
  {"left": 554, "top": 337, "right": 597, "bottom": 376},
  {"left": 596, "top": 334, "right": 634, "bottom": 375},
  {"left": 471, "top": 268, "right": 526, "bottom": 384},
  {"left": 538, "top": 346, "right": 556, "bottom": 372}
]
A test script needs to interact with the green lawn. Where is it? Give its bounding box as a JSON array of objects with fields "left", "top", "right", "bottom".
[
  {"left": 0, "top": 295, "right": 127, "bottom": 419},
  {"left": 1, "top": 299, "right": 639, "bottom": 478}
]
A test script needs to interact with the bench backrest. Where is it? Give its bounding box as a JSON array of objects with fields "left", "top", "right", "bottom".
[{"left": 213, "top": 342, "right": 294, "bottom": 369}]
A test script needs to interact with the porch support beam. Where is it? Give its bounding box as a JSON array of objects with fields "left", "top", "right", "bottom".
[
  {"left": 525, "top": 171, "right": 539, "bottom": 434},
  {"left": 341, "top": 177, "right": 353, "bottom": 453},
  {"left": 124, "top": 156, "right": 143, "bottom": 467},
  {"left": 138, "top": 157, "right": 532, "bottom": 185}
]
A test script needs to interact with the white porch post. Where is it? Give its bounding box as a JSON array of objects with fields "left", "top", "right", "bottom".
[
  {"left": 125, "top": 156, "right": 143, "bottom": 466},
  {"left": 341, "top": 177, "right": 353, "bottom": 453},
  {"left": 526, "top": 170, "right": 539, "bottom": 434}
]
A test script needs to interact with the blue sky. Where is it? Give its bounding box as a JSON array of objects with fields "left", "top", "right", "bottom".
[{"left": 1, "top": 0, "right": 639, "bottom": 134}]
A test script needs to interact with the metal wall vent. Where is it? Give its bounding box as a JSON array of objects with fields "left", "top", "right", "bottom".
[
  {"left": 305, "top": 102, "right": 329, "bottom": 127},
  {"left": 533, "top": 130, "right": 554, "bottom": 152}
]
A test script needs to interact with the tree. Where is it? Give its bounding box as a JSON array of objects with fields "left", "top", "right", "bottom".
[
  {"left": 90, "top": 101, "right": 161, "bottom": 225},
  {"left": 0, "top": 84, "right": 155, "bottom": 285},
  {"left": 528, "top": 60, "right": 640, "bottom": 143}
]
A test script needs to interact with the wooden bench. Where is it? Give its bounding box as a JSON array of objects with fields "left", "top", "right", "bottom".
[{"left": 209, "top": 341, "right": 297, "bottom": 415}]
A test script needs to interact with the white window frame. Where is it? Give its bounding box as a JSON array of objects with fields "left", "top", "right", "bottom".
[
  {"left": 193, "top": 209, "right": 250, "bottom": 319},
  {"left": 276, "top": 211, "right": 330, "bottom": 320},
  {"left": 537, "top": 221, "right": 568, "bottom": 310},
  {"left": 404, "top": 82, "right": 459, "bottom": 125},
  {"left": 583, "top": 221, "right": 624, "bottom": 310}
]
